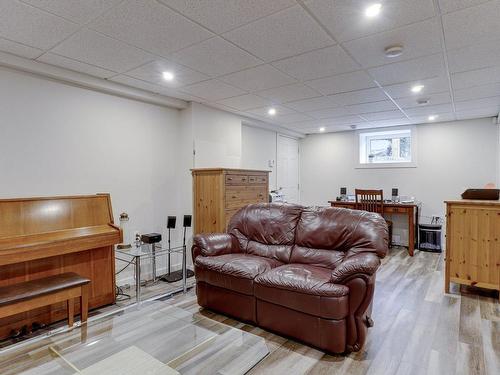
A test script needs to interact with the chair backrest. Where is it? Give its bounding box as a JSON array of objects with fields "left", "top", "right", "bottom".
[{"left": 355, "top": 189, "right": 384, "bottom": 214}]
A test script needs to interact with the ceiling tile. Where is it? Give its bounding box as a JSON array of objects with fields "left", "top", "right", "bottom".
[
  {"left": 19, "top": 0, "right": 123, "bottom": 24},
  {"left": 274, "top": 112, "right": 314, "bottom": 124},
  {"left": 361, "top": 110, "right": 407, "bottom": 121},
  {"left": 404, "top": 103, "right": 453, "bottom": 116},
  {"left": 0, "top": 37, "right": 42, "bottom": 58},
  {"left": 37, "top": 52, "right": 116, "bottom": 78},
  {"left": 452, "top": 66, "right": 500, "bottom": 90},
  {"left": 159, "top": 0, "right": 295, "bottom": 34},
  {"left": 319, "top": 115, "right": 366, "bottom": 125},
  {"left": 447, "top": 40, "right": 500, "bottom": 73},
  {"left": 438, "top": 0, "right": 491, "bottom": 14},
  {"left": 88, "top": 0, "right": 213, "bottom": 57},
  {"left": 125, "top": 60, "right": 209, "bottom": 88},
  {"left": 303, "top": 0, "right": 436, "bottom": 43},
  {"left": 382, "top": 75, "right": 450, "bottom": 98},
  {"left": 178, "top": 79, "right": 246, "bottom": 101},
  {"left": 456, "top": 107, "right": 499, "bottom": 120},
  {"left": 409, "top": 113, "right": 456, "bottom": 124},
  {"left": 306, "top": 70, "right": 376, "bottom": 95},
  {"left": 346, "top": 100, "right": 398, "bottom": 114},
  {"left": 330, "top": 87, "right": 388, "bottom": 106},
  {"left": 395, "top": 91, "right": 452, "bottom": 108},
  {"left": 220, "top": 64, "right": 296, "bottom": 92},
  {"left": 343, "top": 18, "right": 442, "bottom": 68},
  {"left": 51, "top": 29, "right": 154, "bottom": 72},
  {"left": 0, "top": 0, "right": 78, "bottom": 50},
  {"left": 368, "top": 53, "right": 446, "bottom": 85},
  {"left": 171, "top": 37, "right": 262, "bottom": 77},
  {"left": 443, "top": 1, "right": 500, "bottom": 50},
  {"left": 366, "top": 118, "right": 412, "bottom": 127},
  {"left": 284, "top": 95, "right": 344, "bottom": 112},
  {"left": 223, "top": 5, "right": 333, "bottom": 62},
  {"left": 271, "top": 45, "right": 359, "bottom": 81},
  {"left": 217, "top": 94, "right": 270, "bottom": 110},
  {"left": 257, "top": 83, "right": 321, "bottom": 104},
  {"left": 454, "top": 83, "right": 500, "bottom": 102},
  {"left": 308, "top": 106, "right": 351, "bottom": 120},
  {"left": 454, "top": 96, "right": 500, "bottom": 111},
  {"left": 247, "top": 105, "right": 296, "bottom": 117}
]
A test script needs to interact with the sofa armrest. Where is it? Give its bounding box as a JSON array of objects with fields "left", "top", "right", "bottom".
[
  {"left": 191, "top": 233, "right": 239, "bottom": 261},
  {"left": 331, "top": 252, "right": 381, "bottom": 284}
]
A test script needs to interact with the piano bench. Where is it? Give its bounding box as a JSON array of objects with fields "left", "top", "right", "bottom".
[{"left": 0, "top": 272, "right": 91, "bottom": 328}]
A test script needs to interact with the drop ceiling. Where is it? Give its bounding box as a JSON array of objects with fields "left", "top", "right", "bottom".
[{"left": 1, "top": 0, "right": 499, "bottom": 134}]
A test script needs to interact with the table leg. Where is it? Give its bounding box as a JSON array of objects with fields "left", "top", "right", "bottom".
[
  {"left": 152, "top": 244, "right": 157, "bottom": 281},
  {"left": 408, "top": 208, "right": 415, "bottom": 256},
  {"left": 135, "top": 256, "right": 141, "bottom": 305},
  {"left": 67, "top": 298, "right": 74, "bottom": 327},
  {"left": 182, "top": 245, "right": 187, "bottom": 293}
]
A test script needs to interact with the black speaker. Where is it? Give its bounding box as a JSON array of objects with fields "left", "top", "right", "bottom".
[
  {"left": 340, "top": 187, "right": 347, "bottom": 195},
  {"left": 167, "top": 216, "right": 176, "bottom": 229},
  {"left": 183, "top": 215, "right": 192, "bottom": 228},
  {"left": 392, "top": 188, "right": 398, "bottom": 197}
]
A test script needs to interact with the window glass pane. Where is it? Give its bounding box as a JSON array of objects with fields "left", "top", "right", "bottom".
[{"left": 359, "top": 129, "right": 412, "bottom": 164}]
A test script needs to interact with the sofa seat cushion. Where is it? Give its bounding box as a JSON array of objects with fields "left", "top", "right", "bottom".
[
  {"left": 254, "top": 264, "right": 349, "bottom": 319},
  {"left": 194, "top": 254, "right": 282, "bottom": 295}
]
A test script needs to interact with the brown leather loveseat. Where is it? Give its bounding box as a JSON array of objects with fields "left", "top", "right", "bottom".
[{"left": 192, "top": 203, "right": 388, "bottom": 353}]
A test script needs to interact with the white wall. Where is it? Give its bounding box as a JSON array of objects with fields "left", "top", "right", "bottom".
[
  {"left": 300, "top": 118, "right": 499, "bottom": 245},
  {"left": 241, "top": 125, "right": 277, "bottom": 190},
  {"left": 0, "top": 67, "right": 185, "bottom": 281}
]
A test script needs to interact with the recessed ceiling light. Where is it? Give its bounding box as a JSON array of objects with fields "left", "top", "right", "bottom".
[
  {"left": 268, "top": 108, "right": 276, "bottom": 116},
  {"left": 428, "top": 115, "right": 437, "bottom": 121},
  {"left": 162, "top": 71, "right": 174, "bottom": 81},
  {"left": 319, "top": 127, "right": 325, "bottom": 132},
  {"left": 365, "top": 3, "right": 382, "bottom": 18},
  {"left": 384, "top": 45, "right": 404, "bottom": 58},
  {"left": 411, "top": 84, "right": 424, "bottom": 93}
]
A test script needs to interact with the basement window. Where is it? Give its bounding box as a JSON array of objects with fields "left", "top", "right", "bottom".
[{"left": 357, "top": 126, "right": 417, "bottom": 168}]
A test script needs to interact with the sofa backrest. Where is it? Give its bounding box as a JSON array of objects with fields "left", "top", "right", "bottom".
[
  {"left": 228, "top": 203, "right": 302, "bottom": 263},
  {"left": 291, "top": 206, "right": 388, "bottom": 268},
  {"left": 228, "top": 203, "right": 388, "bottom": 267}
]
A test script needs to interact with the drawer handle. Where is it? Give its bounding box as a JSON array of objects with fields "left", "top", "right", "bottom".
[
  {"left": 227, "top": 177, "right": 233, "bottom": 181},
  {"left": 232, "top": 196, "right": 237, "bottom": 199},
  {"left": 259, "top": 194, "right": 263, "bottom": 197},
  {"left": 242, "top": 178, "right": 246, "bottom": 181}
]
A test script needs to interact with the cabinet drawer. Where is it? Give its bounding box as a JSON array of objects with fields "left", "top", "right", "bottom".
[
  {"left": 226, "top": 187, "right": 266, "bottom": 203},
  {"left": 225, "top": 174, "right": 248, "bottom": 185},
  {"left": 248, "top": 174, "right": 268, "bottom": 185},
  {"left": 385, "top": 206, "right": 409, "bottom": 214},
  {"left": 226, "top": 196, "right": 267, "bottom": 210}
]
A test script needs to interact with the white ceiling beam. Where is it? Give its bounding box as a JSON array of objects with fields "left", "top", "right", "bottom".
[{"left": 0, "top": 51, "right": 188, "bottom": 110}]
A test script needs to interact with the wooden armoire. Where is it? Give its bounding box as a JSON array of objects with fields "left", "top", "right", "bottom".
[{"left": 192, "top": 168, "right": 270, "bottom": 234}]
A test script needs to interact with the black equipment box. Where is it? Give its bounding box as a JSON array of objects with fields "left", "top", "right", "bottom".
[{"left": 141, "top": 233, "right": 162, "bottom": 244}]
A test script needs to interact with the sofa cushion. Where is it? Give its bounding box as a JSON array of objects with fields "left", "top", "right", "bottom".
[
  {"left": 254, "top": 264, "right": 349, "bottom": 319},
  {"left": 295, "top": 207, "right": 389, "bottom": 258},
  {"left": 228, "top": 203, "right": 303, "bottom": 263},
  {"left": 194, "top": 254, "right": 282, "bottom": 295}
]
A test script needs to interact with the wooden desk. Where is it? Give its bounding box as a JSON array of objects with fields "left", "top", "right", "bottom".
[
  {"left": 329, "top": 201, "right": 419, "bottom": 256},
  {"left": 0, "top": 194, "right": 122, "bottom": 339},
  {"left": 445, "top": 200, "right": 500, "bottom": 299}
]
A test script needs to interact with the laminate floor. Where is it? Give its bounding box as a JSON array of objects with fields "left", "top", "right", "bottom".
[{"left": 167, "top": 247, "right": 499, "bottom": 375}]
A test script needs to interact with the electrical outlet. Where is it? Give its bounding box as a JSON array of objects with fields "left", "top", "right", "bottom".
[{"left": 392, "top": 234, "right": 401, "bottom": 244}]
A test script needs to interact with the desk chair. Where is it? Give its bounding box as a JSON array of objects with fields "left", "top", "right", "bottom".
[{"left": 355, "top": 189, "right": 393, "bottom": 247}]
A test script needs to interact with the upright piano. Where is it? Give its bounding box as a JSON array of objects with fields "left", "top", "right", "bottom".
[{"left": 0, "top": 194, "right": 122, "bottom": 339}]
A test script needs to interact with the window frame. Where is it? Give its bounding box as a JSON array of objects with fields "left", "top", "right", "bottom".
[{"left": 355, "top": 125, "right": 418, "bottom": 169}]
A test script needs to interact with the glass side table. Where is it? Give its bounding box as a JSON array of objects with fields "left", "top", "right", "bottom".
[{"left": 115, "top": 244, "right": 190, "bottom": 304}]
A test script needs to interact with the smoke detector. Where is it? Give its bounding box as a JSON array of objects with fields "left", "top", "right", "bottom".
[
  {"left": 417, "top": 98, "right": 430, "bottom": 105},
  {"left": 350, "top": 124, "right": 357, "bottom": 130},
  {"left": 384, "top": 45, "right": 404, "bottom": 58}
]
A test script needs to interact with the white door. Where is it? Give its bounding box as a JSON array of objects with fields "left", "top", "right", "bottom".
[{"left": 277, "top": 135, "right": 299, "bottom": 203}]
